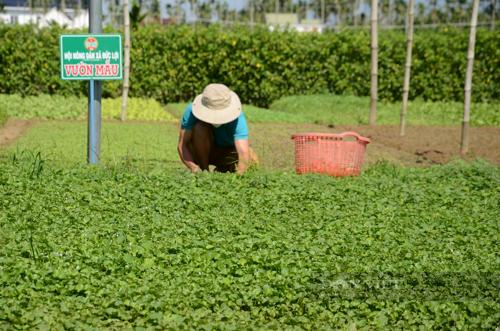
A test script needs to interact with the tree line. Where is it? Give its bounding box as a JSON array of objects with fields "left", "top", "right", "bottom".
[{"left": 105, "top": 0, "right": 497, "bottom": 30}]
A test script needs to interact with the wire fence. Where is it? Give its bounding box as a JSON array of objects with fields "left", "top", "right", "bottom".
[
  {"left": 186, "top": 18, "right": 498, "bottom": 30},
  {"left": 130, "top": 16, "right": 497, "bottom": 33}
]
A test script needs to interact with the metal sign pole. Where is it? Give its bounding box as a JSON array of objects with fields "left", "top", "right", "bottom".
[
  {"left": 88, "top": 0, "right": 102, "bottom": 164},
  {"left": 88, "top": 79, "right": 97, "bottom": 163}
]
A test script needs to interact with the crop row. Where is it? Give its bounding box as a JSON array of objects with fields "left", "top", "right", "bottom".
[
  {"left": 0, "top": 94, "right": 175, "bottom": 121},
  {"left": 0, "top": 157, "right": 499, "bottom": 329}
]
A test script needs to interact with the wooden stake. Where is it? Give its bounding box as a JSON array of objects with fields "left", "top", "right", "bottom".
[
  {"left": 461, "top": 0, "right": 479, "bottom": 156},
  {"left": 400, "top": 0, "right": 415, "bottom": 136},
  {"left": 121, "top": 0, "right": 131, "bottom": 122},
  {"left": 369, "top": 0, "right": 378, "bottom": 126}
]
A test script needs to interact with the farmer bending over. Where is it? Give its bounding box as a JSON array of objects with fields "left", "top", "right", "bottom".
[{"left": 178, "top": 83, "right": 256, "bottom": 174}]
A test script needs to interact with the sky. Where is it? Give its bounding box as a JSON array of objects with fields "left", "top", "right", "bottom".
[{"left": 158, "top": 0, "right": 462, "bottom": 20}]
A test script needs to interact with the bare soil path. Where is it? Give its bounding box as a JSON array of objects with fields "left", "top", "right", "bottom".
[{"left": 0, "top": 119, "right": 36, "bottom": 147}]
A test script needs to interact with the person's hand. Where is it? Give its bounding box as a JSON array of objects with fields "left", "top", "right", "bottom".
[{"left": 191, "top": 165, "right": 202, "bottom": 173}]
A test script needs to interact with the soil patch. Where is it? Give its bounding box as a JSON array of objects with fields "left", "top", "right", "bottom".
[
  {"left": 337, "top": 125, "right": 500, "bottom": 166},
  {"left": 0, "top": 119, "right": 36, "bottom": 147},
  {"left": 250, "top": 123, "right": 500, "bottom": 169}
]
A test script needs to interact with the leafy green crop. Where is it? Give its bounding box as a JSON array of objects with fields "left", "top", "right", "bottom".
[
  {"left": 166, "top": 102, "right": 309, "bottom": 124},
  {"left": 270, "top": 94, "right": 500, "bottom": 126},
  {"left": 102, "top": 98, "right": 176, "bottom": 122},
  {"left": 0, "top": 158, "right": 498, "bottom": 329},
  {"left": 0, "top": 94, "right": 175, "bottom": 122},
  {"left": 167, "top": 94, "right": 500, "bottom": 127}
]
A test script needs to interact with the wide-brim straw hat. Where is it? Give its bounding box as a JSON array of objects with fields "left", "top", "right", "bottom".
[{"left": 192, "top": 83, "right": 242, "bottom": 125}]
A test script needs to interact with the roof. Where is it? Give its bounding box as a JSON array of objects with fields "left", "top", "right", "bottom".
[
  {"left": 265, "top": 13, "right": 299, "bottom": 25},
  {"left": 302, "top": 19, "right": 323, "bottom": 25},
  {"left": 1, "top": 0, "right": 86, "bottom": 8},
  {"left": 38, "top": 7, "right": 72, "bottom": 27},
  {"left": 2, "top": 0, "right": 29, "bottom": 6}
]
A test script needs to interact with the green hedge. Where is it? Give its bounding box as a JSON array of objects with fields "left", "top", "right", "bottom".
[{"left": 0, "top": 24, "right": 498, "bottom": 107}]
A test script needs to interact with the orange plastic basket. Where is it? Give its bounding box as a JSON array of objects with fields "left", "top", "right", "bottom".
[{"left": 291, "top": 131, "right": 371, "bottom": 176}]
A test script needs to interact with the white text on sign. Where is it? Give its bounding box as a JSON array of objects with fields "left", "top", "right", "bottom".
[{"left": 64, "top": 62, "right": 120, "bottom": 77}]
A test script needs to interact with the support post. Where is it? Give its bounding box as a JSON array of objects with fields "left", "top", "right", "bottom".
[
  {"left": 461, "top": 0, "right": 480, "bottom": 156},
  {"left": 369, "top": 0, "right": 378, "bottom": 126},
  {"left": 400, "top": 0, "right": 415, "bottom": 136},
  {"left": 88, "top": 0, "right": 102, "bottom": 164},
  {"left": 88, "top": 80, "right": 98, "bottom": 163}
]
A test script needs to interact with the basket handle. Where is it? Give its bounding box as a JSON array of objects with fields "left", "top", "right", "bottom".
[
  {"left": 338, "top": 131, "right": 371, "bottom": 144},
  {"left": 291, "top": 132, "right": 371, "bottom": 144}
]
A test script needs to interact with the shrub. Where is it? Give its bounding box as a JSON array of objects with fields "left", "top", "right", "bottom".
[{"left": 0, "top": 25, "right": 498, "bottom": 107}]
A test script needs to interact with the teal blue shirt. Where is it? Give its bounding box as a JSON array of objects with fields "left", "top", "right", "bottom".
[{"left": 180, "top": 103, "right": 249, "bottom": 147}]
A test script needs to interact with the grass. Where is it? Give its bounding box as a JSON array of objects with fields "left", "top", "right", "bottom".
[
  {"left": 3, "top": 121, "right": 180, "bottom": 170},
  {"left": 2, "top": 120, "right": 325, "bottom": 171},
  {"left": 166, "top": 95, "right": 500, "bottom": 127},
  {"left": 269, "top": 94, "right": 500, "bottom": 126},
  {"left": 166, "top": 102, "right": 309, "bottom": 124},
  {"left": 2, "top": 93, "right": 498, "bottom": 127},
  {"left": 2, "top": 94, "right": 499, "bottom": 171}
]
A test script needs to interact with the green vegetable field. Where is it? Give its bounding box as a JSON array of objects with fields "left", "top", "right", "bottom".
[
  {"left": 1, "top": 9, "right": 500, "bottom": 326},
  {"left": 1, "top": 155, "right": 499, "bottom": 329},
  {"left": 1, "top": 92, "right": 499, "bottom": 329}
]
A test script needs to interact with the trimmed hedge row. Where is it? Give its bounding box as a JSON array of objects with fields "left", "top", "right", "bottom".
[{"left": 0, "top": 24, "right": 498, "bottom": 107}]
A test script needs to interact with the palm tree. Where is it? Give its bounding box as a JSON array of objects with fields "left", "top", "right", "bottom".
[
  {"left": 198, "top": 2, "right": 211, "bottom": 21},
  {"left": 416, "top": 3, "right": 425, "bottom": 25},
  {"left": 189, "top": 0, "right": 198, "bottom": 24},
  {"left": 394, "top": 0, "right": 407, "bottom": 26},
  {"left": 430, "top": 0, "right": 439, "bottom": 24},
  {"left": 130, "top": 1, "right": 146, "bottom": 29},
  {"left": 353, "top": 0, "right": 360, "bottom": 26},
  {"left": 166, "top": 0, "right": 186, "bottom": 23},
  {"left": 334, "top": 0, "right": 342, "bottom": 26},
  {"left": 249, "top": 0, "right": 255, "bottom": 24},
  {"left": 108, "top": 0, "right": 115, "bottom": 28},
  {"left": 175, "top": 0, "right": 186, "bottom": 23},
  {"left": 215, "top": 1, "right": 229, "bottom": 21},
  {"left": 150, "top": 0, "right": 161, "bottom": 23},
  {"left": 388, "top": 0, "right": 394, "bottom": 25}
]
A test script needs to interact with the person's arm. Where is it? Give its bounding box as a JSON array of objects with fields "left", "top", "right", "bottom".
[
  {"left": 178, "top": 129, "right": 201, "bottom": 173},
  {"left": 234, "top": 139, "right": 250, "bottom": 174}
]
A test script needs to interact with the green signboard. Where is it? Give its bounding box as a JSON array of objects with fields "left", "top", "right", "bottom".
[{"left": 60, "top": 34, "right": 122, "bottom": 80}]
